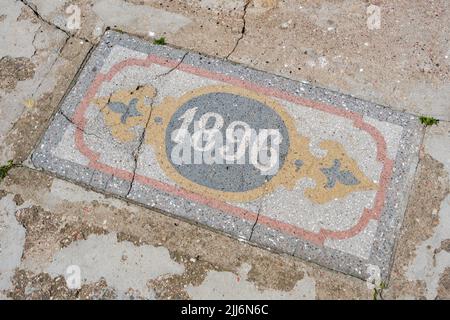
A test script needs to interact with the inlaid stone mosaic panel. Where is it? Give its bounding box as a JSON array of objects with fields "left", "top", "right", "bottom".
[{"left": 32, "top": 31, "right": 423, "bottom": 280}]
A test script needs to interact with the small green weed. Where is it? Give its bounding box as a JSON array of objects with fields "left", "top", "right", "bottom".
[
  {"left": 373, "top": 282, "right": 387, "bottom": 300},
  {"left": 153, "top": 37, "right": 166, "bottom": 45},
  {"left": 420, "top": 116, "right": 439, "bottom": 126},
  {"left": 0, "top": 160, "right": 14, "bottom": 182}
]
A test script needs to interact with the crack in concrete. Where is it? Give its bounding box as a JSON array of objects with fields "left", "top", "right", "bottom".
[
  {"left": 7, "top": 33, "right": 73, "bottom": 138},
  {"left": 19, "top": 0, "right": 93, "bottom": 45},
  {"left": 122, "top": 53, "right": 190, "bottom": 196},
  {"left": 125, "top": 87, "right": 158, "bottom": 198},
  {"left": 91, "top": 93, "right": 113, "bottom": 125},
  {"left": 31, "top": 35, "right": 71, "bottom": 102},
  {"left": 226, "top": 0, "right": 250, "bottom": 59},
  {"left": 30, "top": 25, "right": 41, "bottom": 58},
  {"left": 59, "top": 111, "right": 104, "bottom": 141},
  {"left": 249, "top": 204, "right": 261, "bottom": 241},
  {"left": 155, "top": 52, "right": 188, "bottom": 79}
]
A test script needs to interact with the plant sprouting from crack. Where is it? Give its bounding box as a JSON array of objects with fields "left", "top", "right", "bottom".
[
  {"left": 0, "top": 160, "right": 14, "bottom": 182},
  {"left": 153, "top": 37, "right": 166, "bottom": 45},
  {"left": 372, "top": 281, "right": 387, "bottom": 300},
  {"left": 420, "top": 116, "right": 439, "bottom": 126}
]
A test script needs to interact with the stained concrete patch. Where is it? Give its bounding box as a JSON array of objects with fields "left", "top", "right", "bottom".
[
  {"left": 0, "top": 195, "right": 27, "bottom": 295},
  {"left": 406, "top": 195, "right": 450, "bottom": 300},
  {"left": 46, "top": 233, "right": 185, "bottom": 299},
  {"left": 0, "top": 56, "right": 36, "bottom": 92},
  {"left": 1, "top": 37, "right": 92, "bottom": 164},
  {"left": 405, "top": 123, "right": 450, "bottom": 300},
  {"left": 406, "top": 123, "right": 450, "bottom": 299},
  {"left": 381, "top": 122, "right": 450, "bottom": 300},
  {"left": 424, "top": 125, "right": 450, "bottom": 174},
  {"left": 32, "top": 30, "right": 422, "bottom": 281},
  {"left": 437, "top": 267, "right": 450, "bottom": 298},
  {"left": 186, "top": 263, "right": 316, "bottom": 300},
  {"left": 0, "top": 0, "right": 74, "bottom": 164},
  {"left": 6, "top": 269, "right": 117, "bottom": 300}
]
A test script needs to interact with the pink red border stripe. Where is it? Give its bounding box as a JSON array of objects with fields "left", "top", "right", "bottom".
[{"left": 72, "top": 54, "right": 394, "bottom": 245}]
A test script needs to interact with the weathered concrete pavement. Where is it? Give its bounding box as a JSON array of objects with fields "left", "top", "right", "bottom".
[{"left": 1, "top": 0, "right": 449, "bottom": 299}]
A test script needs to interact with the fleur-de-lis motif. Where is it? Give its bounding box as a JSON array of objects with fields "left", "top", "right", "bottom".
[
  {"left": 320, "top": 159, "right": 360, "bottom": 188},
  {"left": 107, "top": 98, "right": 141, "bottom": 124},
  {"left": 93, "top": 86, "right": 156, "bottom": 143},
  {"left": 93, "top": 85, "right": 377, "bottom": 204}
]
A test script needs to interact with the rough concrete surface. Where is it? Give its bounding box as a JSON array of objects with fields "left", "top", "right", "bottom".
[{"left": 0, "top": 0, "right": 449, "bottom": 300}]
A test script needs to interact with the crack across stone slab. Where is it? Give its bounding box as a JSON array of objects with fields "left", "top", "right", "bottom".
[
  {"left": 59, "top": 111, "right": 104, "bottom": 141},
  {"left": 226, "top": 0, "right": 250, "bottom": 59},
  {"left": 155, "top": 52, "right": 188, "bottom": 79},
  {"left": 90, "top": 93, "right": 113, "bottom": 125},
  {"left": 59, "top": 109, "right": 148, "bottom": 153},
  {"left": 124, "top": 52, "right": 189, "bottom": 196},
  {"left": 30, "top": 25, "right": 41, "bottom": 58},
  {"left": 19, "top": 0, "right": 93, "bottom": 45},
  {"left": 125, "top": 87, "right": 158, "bottom": 198},
  {"left": 249, "top": 205, "right": 261, "bottom": 241}
]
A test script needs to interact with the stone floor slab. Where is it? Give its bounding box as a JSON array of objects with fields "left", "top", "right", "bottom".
[{"left": 31, "top": 30, "right": 423, "bottom": 280}]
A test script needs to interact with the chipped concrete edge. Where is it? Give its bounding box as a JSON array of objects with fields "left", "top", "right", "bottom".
[{"left": 22, "top": 36, "right": 97, "bottom": 168}]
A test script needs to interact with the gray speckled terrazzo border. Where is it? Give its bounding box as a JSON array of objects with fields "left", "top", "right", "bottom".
[{"left": 31, "top": 30, "right": 423, "bottom": 282}]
